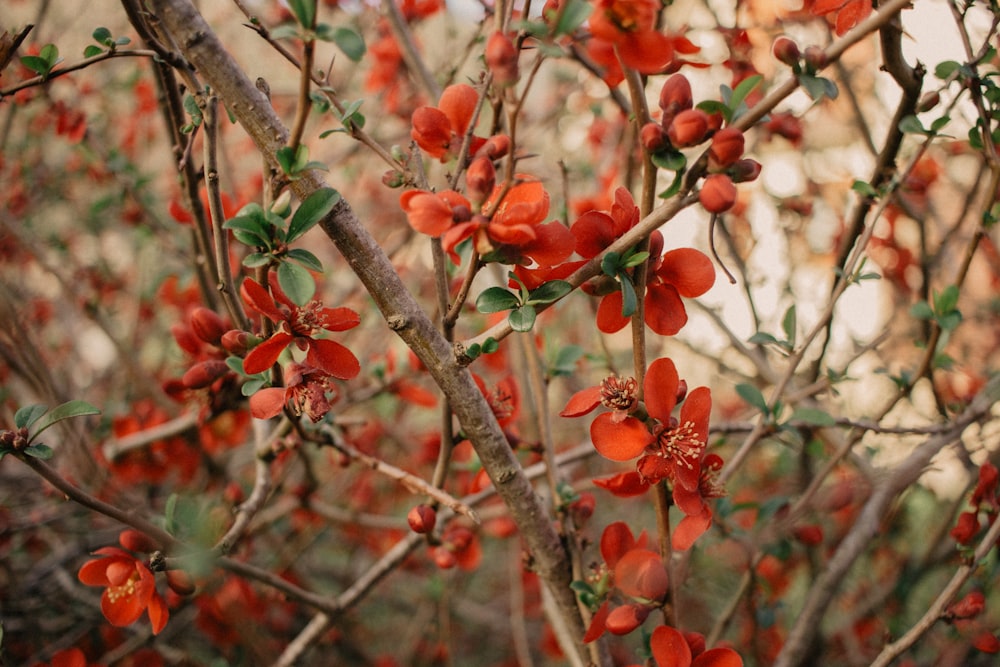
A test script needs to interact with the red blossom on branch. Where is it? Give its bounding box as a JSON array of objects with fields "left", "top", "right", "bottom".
[
  {"left": 248, "top": 362, "right": 341, "bottom": 422},
  {"left": 77, "top": 540, "right": 168, "bottom": 635},
  {"left": 240, "top": 273, "right": 361, "bottom": 380}
]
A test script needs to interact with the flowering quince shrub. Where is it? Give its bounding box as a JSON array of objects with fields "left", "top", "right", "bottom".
[{"left": 4, "top": 0, "right": 1000, "bottom": 666}]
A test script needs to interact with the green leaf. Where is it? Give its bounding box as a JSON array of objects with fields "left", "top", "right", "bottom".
[
  {"left": 852, "top": 180, "right": 878, "bottom": 198},
  {"left": 224, "top": 213, "right": 272, "bottom": 247},
  {"left": 276, "top": 261, "right": 316, "bottom": 306},
  {"left": 23, "top": 444, "right": 54, "bottom": 460},
  {"left": 788, "top": 408, "right": 836, "bottom": 427},
  {"left": 736, "top": 383, "right": 769, "bottom": 415},
  {"left": 164, "top": 493, "right": 179, "bottom": 535},
  {"left": 554, "top": 0, "right": 593, "bottom": 36},
  {"left": 621, "top": 251, "right": 650, "bottom": 268},
  {"left": 619, "top": 274, "right": 638, "bottom": 318},
  {"left": 550, "top": 345, "right": 583, "bottom": 377},
  {"left": 726, "top": 74, "right": 762, "bottom": 121},
  {"left": 800, "top": 74, "right": 837, "bottom": 102},
  {"left": 601, "top": 251, "right": 622, "bottom": 277},
  {"left": 476, "top": 287, "right": 521, "bottom": 313},
  {"left": 657, "top": 168, "right": 686, "bottom": 200},
  {"left": 269, "top": 24, "right": 300, "bottom": 41},
  {"left": 508, "top": 305, "right": 537, "bottom": 332},
  {"left": 930, "top": 115, "right": 951, "bottom": 133},
  {"left": 933, "top": 285, "right": 959, "bottom": 315},
  {"left": 482, "top": 337, "right": 499, "bottom": 354},
  {"left": 650, "top": 149, "right": 687, "bottom": 171},
  {"left": 15, "top": 405, "right": 48, "bottom": 430},
  {"left": 40, "top": 43, "right": 60, "bottom": 67},
  {"left": 287, "top": 0, "right": 315, "bottom": 28},
  {"left": 83, "top": 45, "right": 104, "bottom": 58},
  {"left": 898, "top": 115, "right": 928, "bottom": 135},
  {"left": 934, "top": 60, "right": 961, "bottom": 80},
  {"left": 242, "top": 252, "right": 272, "bottom": 268},
  {"left": 286, "top": 248, "right": 324, "bottom": 272},
  {"left": 328, "top": 26, "right": 366, "bottom": 62},
  {"left": 31, "top": 400, "right": 100, "bottom": 440},
  {"left": 287, "top": 187, "right": 340, "bottom": 242},
  {"left": 909, "top": 301, "right": 933, "bottom": 320},
  {"left": 748, "top": 332, "right": 780, "bottom": 346},
  {"left": 465, "top": 343, "right": 482, "bottom": 360},
  {"left": 276, "top": 146, "right": 297, "bottom": 176},
  {"left": 781, "top": 305, "right": 797, "bottom": 349},
  {"left": 527, "top": 280, "right": 572, "bottom": 305},
  {"left": 92, "top": 27, "right": 112, "bottom": 44},
  {"left": 241, "top": 377, "right": 267, "bottom": 396},
  {"left": 19, "top": 55, "right": 51, "bottom": 76}
]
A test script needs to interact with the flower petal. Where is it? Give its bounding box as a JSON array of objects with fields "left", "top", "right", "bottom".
[
  {"left": 240, "top": 278, "right": 285, "bottom": 322},
  {"left": 644, "top": 283, "right": 688, "bottom": 336},
  {"left": 307, "top": 338, "right": 361, "bottom": 380},
  {"left": 617, "top": 30, "right": 674, "bottom": 74},
  {"left": 249, "top": 387, "right": 288, "bottom": 419},
  {"left": 438, "top": 83, "right": 479, "bottom": 136},
  {"left": 242, "top": 331, "right": 293, "bottom": 375},
  {"left": 614, "top": 549, "right": 669, "bottom": 601},
  {"left": 591, "top": 412, "right": 651, "bottom": 461},
  {"left": 596, "top": 291, "right": 629, "bottom": 333},
  {"left": 673, "top": 507, "right": 713, "bottom": 552},
  {"left": 147, "top": 591, "right": 169, "bottom": 635},
  {"left": 522, "top": 220, "right": 575, "bottom": 266},
  {"left": 643, "top": 357, "right": 679, "bottom": 422},
  {"left": 560, "top": 385, "right": 603, "bottom": 417},
  {"left": 411, "top": 106, "right": 452, "bottom": 158},
  {"left": 692, "top": 647, "right": 744, "bottom": 667},
  {"left": 319, "top": 306, "right": 361, "bottom": 332},
  {"left": 650, "top": 625, "right": 693, "bottom": 667},
  {"left": 593, "top": 471, "right": 651, "bottom": 497},
  {"left": 400, "top": 190, "right": 457, "bottom": 237},
  {"left": 600, "top": 521, "right": 638, "bottom": 568},
  {"left": 584, "top": 600, "right": 611, "bottom": 643},
  {"left": 656, "top": 248, "right": 716, "bottom": 297}
]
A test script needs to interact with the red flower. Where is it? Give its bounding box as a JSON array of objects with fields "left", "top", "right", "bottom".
[
  {"left": 411, "top": 83, "right": 486, "bottom": 161},
  {"left": 32, "top": 648, "right": 104, "bottom": 667},
  {"left": 399, "top": 189, "right": 472, "bottom": 237},
  {"left": 78, "top": 547, "right": 168, "bottom": 634},
  {"left": 810, "top": 0, "right": 873, "bottom": 36},
  {"left": 650, "top": 625, "right": 744, "bottom": 666},
  {"left": 596, "top": 246, "right": 716, "bottom": 335},
  {"left": 249, "top": 362, "right": 341, "bottom": 422},
  {"left": 240, "top": 273, "right": 360, "bottom": 380},
  {"left": 588, "top": 0, "right": 679, "bottom": 75}
]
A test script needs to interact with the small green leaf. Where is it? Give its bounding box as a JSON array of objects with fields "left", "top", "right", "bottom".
[
  {"left": 619, "top": 274, "right": 638, "bottom": 318},
  {"left": 788, "top": 408, "right": 836, "bottom": 427},
  {"left": 19, "top": 55, "right": 51, "bottom": 76},
  {"left": 224, "top": 213, "right": 272, "bottom": 247},
  {"left": 657, "top": 168, "right": 686, "bottom": 200},
  {"left": 651, "top": 149, "right": 687, "bottom": 172},
  {"left": 482, "top": 337, "right": 500, "bottom": 354},
  {"left": 476, "top": 287, "right": 521, "bottom": 313},
  {"left": 328, "top": 26, "right": 366, "bottom": 62},
  {"left": 726, "top": 74, "right": 762, "bottom": 120},
  {"left": 276, "top": 146, "right": 297, "bottom": 175},
  {"left": 930, "top": 115, "right": 951, "bottom": 133},
  {"left": 287, "top": 187, "right": 340, "bottom": 242},
  {"left": 527, "top": 280, "right": 572, "bottom": 305},
  {"left": 242, "top": 252, "right": 272, "bottom": 268},
  {"left": 287, "top": 0, "right": 315, "bottom": 28},
  {"left": 15, "top": 405, "right": 48, "bottom": 430},
  {"left": 909, "top": 301, "right": 933, "bottom": 321},
  {"left": 898, "top": 115, "right": 928, "bottom": 135},
  {"left": 241, "top": 377, "right": 266, "bottom": 396},
  {"left": 748, "top": 332, "right": 780, "bottom": 346},
  {"left": 554, "top": 0, "right": 593, "bottom": 36},
  {"left": 276, "top": 261, "right": 316, "bottom": 306},
  {"left": 601, "top": 251, "right": 622, "bottom": 277},
  {"left": 31, "top": 400, "right": 100, "bottom": 440},
  {"left": 269, "top": 24, "right": 300, "bottom": 41},
  {"left": 464, "top": 343, "right": 482, "bottom": 360},
  {"left": 83, "top": 45, "right": 104, "bottom": 58},
  {"left": 852, "top": 180, "right": 878, "bottom": 198},
  {"left": 164, "top": 493, "right": 179, "bottom": 535},
  {"left": 800, "top": 74, "right": 837, "bottom": 102},
  {"left": 782, "top": 305, "right": 797, "bottom": 349},
  {"left": 550, "top": 345, "right": 583, "bottom": 377},
  {"left": 23, "top": 444, "right": 54, "bottom": 460},
  {"left": 508, "top": 305, "right": 537, "bottom": 332},
  {"left": 92, "top": 27, "right": 113, "bottom": 44},
  {"left": 40, "top": 43, "right": 60, "bottom": 67},
  {"left": 736, "top": 383, "right": 769, "bottom": 415},
  {"left": 934, "top": 60, "right": 961, "bottom": 80},
  {"left": 621, "top": 251, "right": 650, "bottom": 269},
  {"left": 286, "top": 248, "right": 324, "bottom": 272},
  {"left": 933, "top": 285, "right": 960, "bottom": 315}
]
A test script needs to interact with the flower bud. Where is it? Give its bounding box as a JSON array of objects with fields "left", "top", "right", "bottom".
[
  {"left": 640, "top": 122, "right": 670, "bottom": 152},
  {"left": 948, "top": 591, "right": 986, "bottom": 620},
  {"left": 221, "top": 329, "right": 254, "bottom": 356},
  {"left": 407, "top": 504, "right": 438, "bottom": 534},
  {"left": 804, "top": 45, "right": 828, "bottom": 71},
  {"left": 699, "top": 174, "right": 737, "bottom": 213},
  {"left": 658, "top": 74, "right": 693, "bottom": 122},
  {"left": 479, "top": 133, "right": 511, "bottom": 159},
  {"left": 772, "top": 36, "right": 801, "bottom": 66},
  {"left": 917, "top": 91, "right": 940, "bottom": 113},
  {"left": 485, "top": 32, "right": 519, "bottom": 86},
  {"left": 171, "top": 323, "right": 203, "bottom": 356},
  {"left": 166, "top": 569, "right": 197, "bottom": 596},
  {"left": 382, "top": 169, "right": 405, "bottom": 188},
  {"left": 190, "top": 307, "right": 228, "bottom": 346},
  {"left": 708, "top": 127, "right": 745, "bottom": 169},
  {"left": 119, "top": 529, "right": 160, "bottom": 553},
  {"left": 465, "top": 155, "right": 496, "bottom": 205},
  {"left": 675, "top": 378, "right": 688, "bottom": 404},
  {"left": 731, "top": 158, "right": 762, "bottom": 183},
  {"left": 432, "top": 546, "right": 457, "bottom": 569},
  {"left": 667, "top": 109, "right": 709, "bottom": 148},
  {"left": 182, "top": 360, "right": 231, "bottom": 389}
]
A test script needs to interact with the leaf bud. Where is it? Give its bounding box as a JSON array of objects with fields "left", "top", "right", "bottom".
[
  {"left": 917, "top": 91, "right": 940, "bottom": 113},
  {"left": 382, "top": 169, "right": 405, "bottom": 188}
]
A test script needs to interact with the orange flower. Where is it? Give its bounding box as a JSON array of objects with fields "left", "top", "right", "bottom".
[
  {"left": 78, "top": 547, "right": 168, "bottom": 634},
  {"left": 411, "top": 84, "right": 485, "bottom": 161}
]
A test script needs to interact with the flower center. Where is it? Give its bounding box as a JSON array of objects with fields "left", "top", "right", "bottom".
[
  {"left": 600, "top": 375, "right": 638, "bottom": 412},
  {"left": 656, "top": 419, "right": 703, "bottom": 469},
  {"left": 291, "top": 301, "right": 327, "bottom": 336},
  {"left": 107, "top": 571, "right": 140, "bottom": 603}
]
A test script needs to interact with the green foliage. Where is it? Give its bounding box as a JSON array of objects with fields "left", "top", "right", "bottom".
[
  {"left": 276, "top": 144, "right": 328, "bottom": 179},
  {"left": 20, "top": 43, "right": 62, "bottom": 78},
  {"left": 2, "top": 401, "right": 100, "bottom": 460},
  {"left": 799, "top": 74, "right": 839, "bottom": 102},
  {"left": 475, "top": 275, "right": 572, "bottom": 333},
  {"left": 316, "top": 25, "right": 366, "bottom": 62}
]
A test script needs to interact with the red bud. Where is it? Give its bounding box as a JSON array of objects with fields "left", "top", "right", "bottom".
[
  {"left": 699, "top": 174, "right": 737, "bottom": 213},
  {"left": 604, "top": 603, "right": 651, "bottom": 635},
  {"left": 166, "top": 569, "right": 196, "bottom": 596},
  {"left": 667, "top": 109, "right": 709, "bottom": 148},
  {"left": 772, "top": 36, "right": 801, "bottom": 66},
  {"left": 709, "top": 127, "right": 745, "bottom": 169},
  {"left": 190, "top": 307, "right": 227, "bottom": 346},
  {"left": 640, "top": 122, "right": 670, "bottom": 152},
  {"left": 221, "top": 329, "right": 253, "bottom": 355},
  {"left": 485, "top": 32, "right": 519, "bottom": 86},
  {"left": 732, "top": 158, "right": 762, "bottom": 183},
  {"left": 658, "top": 74, "right": 693, "bottom": 123},
  {"left": 407, "top": 504, "right": 438, "bottom": 534},
  {"left": 804, "top": 46, "right": 828, "bottom": 71},
  {"left": 119, "top": 529, "right": 160, "bottom": 553},
  {"left": 479, "top": 134, "right": 511, "bottom": 159},
  {"left": 182, "top": 360, "right": 231, "bottom": 389},
  {"left": 432, "top": 546, "right": 457, "bottom": 569},
  {"left": 465, "top": 156, "right": 496, "bottom": 205}
]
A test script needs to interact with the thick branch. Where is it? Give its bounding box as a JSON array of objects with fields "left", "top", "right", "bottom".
[{"left": 148, "top": 0, "right": 587, "bottom": 658}]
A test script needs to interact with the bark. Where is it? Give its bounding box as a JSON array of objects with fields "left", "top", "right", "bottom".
[{"left": 145, "top": 0, "right": 588, "bottom": 659}]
